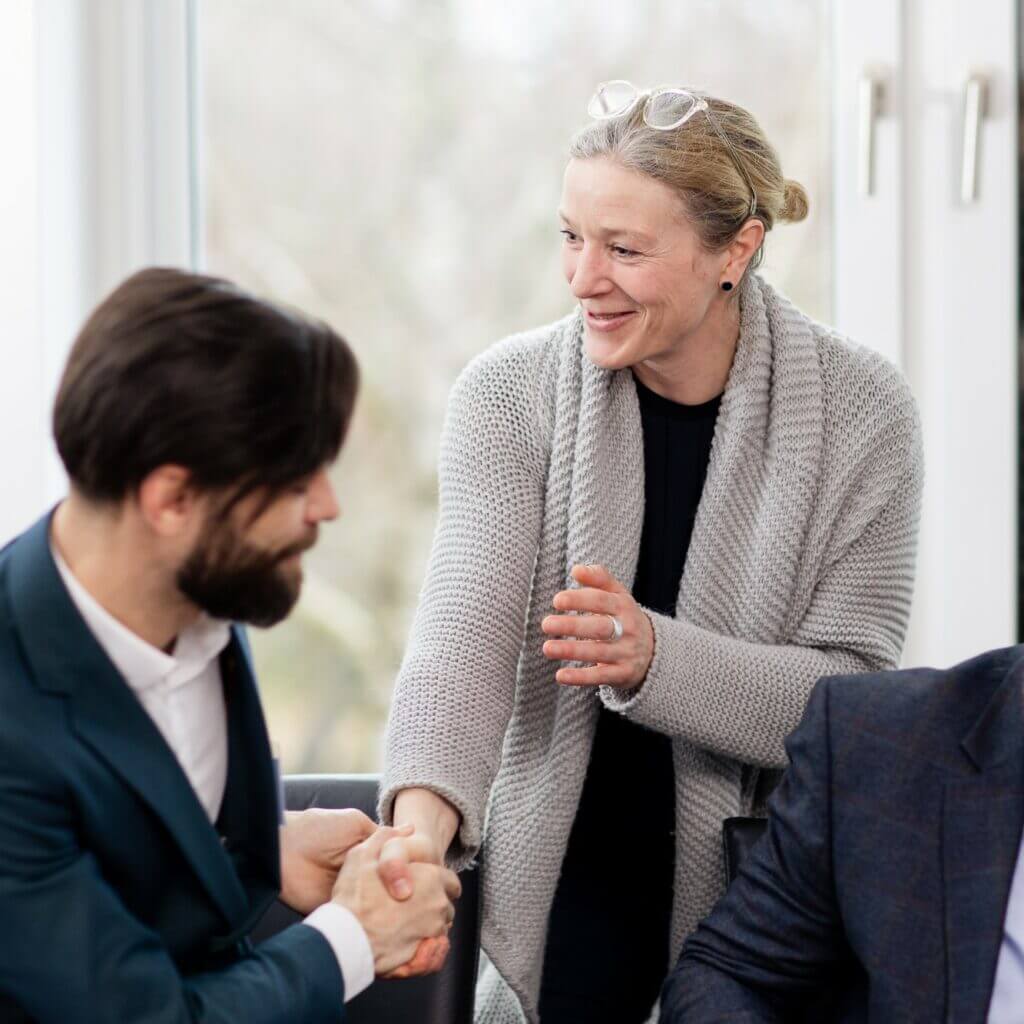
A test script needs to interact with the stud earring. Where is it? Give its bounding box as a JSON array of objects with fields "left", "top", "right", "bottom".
[{"left": 721, "top": 281, "right": 733, "bottom": 292}]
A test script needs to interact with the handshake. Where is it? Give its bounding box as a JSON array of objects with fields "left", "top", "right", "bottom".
[{"left": 278, "top": 808, "right": 461, "bottom": 978}]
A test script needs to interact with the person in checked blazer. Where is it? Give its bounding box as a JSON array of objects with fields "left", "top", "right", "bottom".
[
  {"left": 661, "top": 645, "right": 1024, "bottom": 1024},
  {"left": 0, "top": 268, "right": 459, "bottom": 1023}
]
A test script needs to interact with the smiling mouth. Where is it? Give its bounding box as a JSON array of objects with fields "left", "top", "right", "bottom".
[{"left": 584, "top": 309, "right": 636, "bottom": 331}]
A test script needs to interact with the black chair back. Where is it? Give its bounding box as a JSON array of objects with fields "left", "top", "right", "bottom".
[
  {"left": 720, "top": 815, "right": 866, "bottom": 1023},
  {"left": 251, "top": 774, "right": 480, "bottom": 1024},
  {"left": 722, "top": 815, "right": 768, "bottom": 883}
]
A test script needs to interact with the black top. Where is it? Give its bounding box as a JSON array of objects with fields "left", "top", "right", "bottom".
[{"left": 538, "top": 376, "right": 721, "bottom": 1023}]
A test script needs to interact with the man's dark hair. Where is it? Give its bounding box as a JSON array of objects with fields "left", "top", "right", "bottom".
[{"left": 54, "top": 267, "right": 358, "bottom": 506}]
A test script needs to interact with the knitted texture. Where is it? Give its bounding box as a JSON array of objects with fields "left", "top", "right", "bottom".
[{"left": 380, "top": 275, "right": 923, "bottom": 1024}]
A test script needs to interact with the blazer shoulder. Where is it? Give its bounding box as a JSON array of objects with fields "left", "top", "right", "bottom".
[
  {"left": 0, "top": 555, "right": 26, "bottom": 698},
  {"left": 0, "top": 559, "right": 71, "bottom": 760},
  {"left": 817, "top": 646, "right": 1021, "bottom": 752},
  {"left": 0, "top": 655, "right": 69, "bottom": 796}
]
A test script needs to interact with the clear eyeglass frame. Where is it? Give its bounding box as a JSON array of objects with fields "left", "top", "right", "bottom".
[{"left": 587, "top": 79, "right": 758, "bottom": 219}]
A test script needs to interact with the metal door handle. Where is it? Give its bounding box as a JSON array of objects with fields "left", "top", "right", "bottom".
[
  {"left": 858, "top": 75, "right": 882, "bottom": 197},
  {"left": 961, "top": 74, "right": 987, "bottom": 203}
]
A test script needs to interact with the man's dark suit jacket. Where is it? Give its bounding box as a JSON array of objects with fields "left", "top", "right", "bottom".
[
  {"left": 0, "top": 515, "right": 344, "bottom": 1022},
  {"left": 660, "top": 645, "right": 1024, "bottom": 1024}
]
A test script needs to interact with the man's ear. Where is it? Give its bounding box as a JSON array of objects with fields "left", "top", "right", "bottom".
[{"left": 136, "top": 466, "right": 199, "bottom": 537}]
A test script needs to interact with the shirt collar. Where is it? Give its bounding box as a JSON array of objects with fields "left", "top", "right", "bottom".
[{"left": 51, "top": 543, "right": 231, "bottom": 694}]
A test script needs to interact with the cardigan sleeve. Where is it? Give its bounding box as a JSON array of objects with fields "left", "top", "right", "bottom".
[
  {"left": 377, "top": 342, "right": 549, "bottom": 868},
  {"left": 599, "top": 406, "right": 923, "bottom": 770}
]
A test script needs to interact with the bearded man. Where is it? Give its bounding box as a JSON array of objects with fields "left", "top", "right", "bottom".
[{"left": 0, "top": 268, "right": 459, "bottom": 1023}]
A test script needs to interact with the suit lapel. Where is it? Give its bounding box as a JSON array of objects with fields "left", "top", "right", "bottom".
[
  {"left": 944, "top": 664, "right": 1024, "bottom": 1023},
  {"left": 215, "top": 628, "right": 281, "bottom": 929},
  {"left": 6, "top": 514, "right": 249, "bottom": 928}
]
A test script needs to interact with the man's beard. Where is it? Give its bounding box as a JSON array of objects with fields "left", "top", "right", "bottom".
[{"left": 176, "top": 520, "right": 316, "bottom": 627}]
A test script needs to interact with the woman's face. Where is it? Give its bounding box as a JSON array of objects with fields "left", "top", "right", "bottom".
[{"left": 559, "top": 156, "right": 726, "bottom": 371}]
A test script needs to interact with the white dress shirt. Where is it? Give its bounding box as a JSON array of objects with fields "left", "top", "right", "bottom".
[
  {"left": 988, "top": 831, "right": 1024, "bottom": 1021},
  {"left": 52, "top": 544, "right": 374, "bottom": 1002}
]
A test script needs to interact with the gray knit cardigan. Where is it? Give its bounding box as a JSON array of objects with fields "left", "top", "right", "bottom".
[{"left": 380, "top": 274, "right": 923, "bottom": 1024}]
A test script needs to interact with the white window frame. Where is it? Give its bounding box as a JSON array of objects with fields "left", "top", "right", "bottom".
[
  {"left": 6, "top": 0, "right": 1019, "bottom": 671},
  {"left": 1, "top": 0, "right": 197, "bottom": 543},
  {"left": 834, "top": 0, "right": 1019, "bottom": 667}
]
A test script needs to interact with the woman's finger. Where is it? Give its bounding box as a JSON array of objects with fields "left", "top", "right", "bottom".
[
  {"left": 570, "top": 563, "right": 628, "bottom": 593},
  {"left": 441, "top": 867, "right": 462, "bottom": 901},
  {"left": 541, "top": 613, "right": 622, "bottom": 640},
  {"left": 377, "top": 836, "right": 417, "bottom": 900},
  {"left": 382, "top": 936, "right": 448, "bottom": 979},
  {"left": 543, "top": 639, "right": 626, "bottom": 663},
  {"left": 552, "top": 587, "right": 619, "bottom": 615},
  {"left": 555, "top": 663, "right": 634, "bottom": 687}
]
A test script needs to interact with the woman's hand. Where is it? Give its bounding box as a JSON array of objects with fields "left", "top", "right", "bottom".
[
  {"left": 541, "top": 563, "right": 655, "bottom": 690},
  {"left": 379, "top": 789, "right": 462, "bottom": 978},
  {"left": 377, "top": 831, "right": 444, "bottom": 899},
  {"left": 374, "top": 831, "right": 452, "bottom": 979},
  {"left": 330, "top": 828, "right": 459, "bottom": 978}
]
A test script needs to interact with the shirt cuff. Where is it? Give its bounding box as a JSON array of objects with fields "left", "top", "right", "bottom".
[{"left": 304, "top": 902, "right": 374, "bottom": 1003}]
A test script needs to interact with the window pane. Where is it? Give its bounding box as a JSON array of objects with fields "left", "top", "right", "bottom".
[{"left": 199, "top": 0, "right": 832, "bottom": 773}]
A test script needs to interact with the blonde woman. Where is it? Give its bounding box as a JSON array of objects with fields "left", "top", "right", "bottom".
[{"left": 379, "top": 82, "right": 923, "bottom": 1023}]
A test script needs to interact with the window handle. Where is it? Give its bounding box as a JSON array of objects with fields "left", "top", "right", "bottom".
[
  {"left": 960, "top": 74, "right": 987, "bottom": 204},
  {"left": 858, "top": 74, "right": 882, "bottom": 197}
]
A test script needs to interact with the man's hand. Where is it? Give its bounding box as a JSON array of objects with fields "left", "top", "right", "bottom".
[
  {"left": 332, "top": 828, "right": 462, "bottom": 977},
  {"left": 279, "top": 808, "right": 376, "bottom": 915},
  {"left": 382, "top": 789, "right": 463, "bottom": 978}
]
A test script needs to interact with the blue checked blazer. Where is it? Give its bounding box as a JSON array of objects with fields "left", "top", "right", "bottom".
[{"left": 660, "top": 645, "right": 1024, "bottom": 1024}]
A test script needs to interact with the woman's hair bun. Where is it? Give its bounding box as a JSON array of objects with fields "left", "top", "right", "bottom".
[{"left": 781, "top": 179, "right": 809, "bottom": 223}]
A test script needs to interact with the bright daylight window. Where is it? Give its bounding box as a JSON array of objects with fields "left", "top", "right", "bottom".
[{"left": 198, "top": 0, "right": 832, "bottom": 772}]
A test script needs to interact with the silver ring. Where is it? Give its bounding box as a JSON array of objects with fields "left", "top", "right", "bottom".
[{"left": 606, "top": 615, "right": 623, "bottom": 642}]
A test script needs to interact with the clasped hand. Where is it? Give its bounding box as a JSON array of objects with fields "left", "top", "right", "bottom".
[
  {"left": 541, "top": 563, "right": 655, "bottom": 688},
  {"left": 280, "top": 809, "right": 459, "bottom": 977}
]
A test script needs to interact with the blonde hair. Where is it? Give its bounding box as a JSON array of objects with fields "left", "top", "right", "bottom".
[{"left": 569, "top": 91, "right": 808, "bottom": 271}]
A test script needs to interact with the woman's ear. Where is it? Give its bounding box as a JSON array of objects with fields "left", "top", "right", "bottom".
[{"left": 724, "top": 218, "right": 767, "bottom": 282}]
